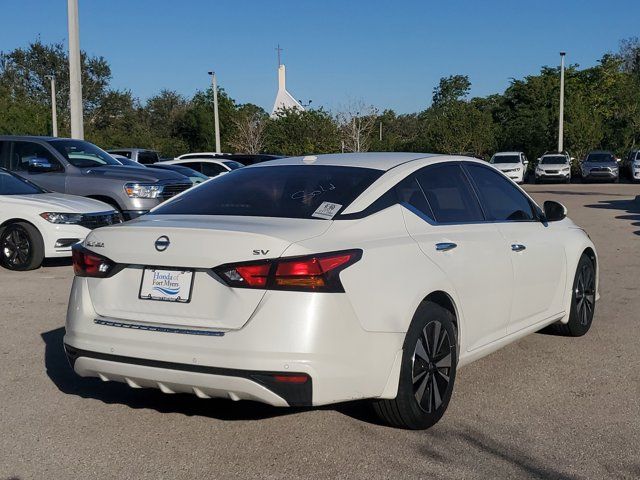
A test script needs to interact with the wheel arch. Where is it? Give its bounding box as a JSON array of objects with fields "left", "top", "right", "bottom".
[
  {"left": 1, "top": 217, "right": 39, "bottom": 231},
  {"left": 419, "top": 290, "right": 461, "bottom": 355}
]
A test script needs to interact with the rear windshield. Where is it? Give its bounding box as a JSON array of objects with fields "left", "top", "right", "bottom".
[
  {"left": 491, "top": 155, "right": 520, "bottom": 164},
  {"left": 137, "top": 151, "right": 159, "bottom": 164},
  {"left": 585, "top": 152, "right": 614, "bottom": 163},
  {"left": 0, "top": 170, "right": 44, "bottom": 195},
  {"left": 541, "top": 156, "right": 568, "bottom": 164},
  {"left": 150, "top": 165, "right": 383, "bottom": 219}
]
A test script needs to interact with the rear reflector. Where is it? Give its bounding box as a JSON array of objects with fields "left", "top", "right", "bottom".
[
  {"left": 272, "top": 374, "right": 309, "bottom": 384},
  {"left": 72, "top": 244, "right": 115, "bottom": 278},
  {"left": 215, "top": 249, "right": 362, "bottom": 292}
]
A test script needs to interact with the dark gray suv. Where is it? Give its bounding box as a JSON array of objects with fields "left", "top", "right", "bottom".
[{"left": 0, "top": 136, "right": 192, "bottom": 219}]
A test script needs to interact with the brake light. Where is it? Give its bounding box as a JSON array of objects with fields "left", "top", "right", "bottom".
[
  {"left": 215, "top": 249, "right": 362, "bottom": 292},
  {"left": 72, "top": 244, "right": 115, "bottom": 277}
]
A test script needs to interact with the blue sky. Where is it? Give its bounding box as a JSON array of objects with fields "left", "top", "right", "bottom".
[{"left": 2, "top": 0, "right": 639, "bottom": 113}]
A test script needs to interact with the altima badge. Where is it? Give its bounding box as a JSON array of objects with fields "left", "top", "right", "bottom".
[{"left": 155, "top": 236, "right": 170, "bottom": 252}]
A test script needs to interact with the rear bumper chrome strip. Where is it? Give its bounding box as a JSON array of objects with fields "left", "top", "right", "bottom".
[{"left": 94, "top": 319, "right": 225, "bottom": 336}]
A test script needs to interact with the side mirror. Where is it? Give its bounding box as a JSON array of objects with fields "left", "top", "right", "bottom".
[
  {"left": 523, "top": 160, "right": 529, "bottom": 167},
  {"left": 28, "top": 157, "right": 57, "bottom": 172},
  {"left": 543, "top": 200, "right": 567, "bottom": 222}
]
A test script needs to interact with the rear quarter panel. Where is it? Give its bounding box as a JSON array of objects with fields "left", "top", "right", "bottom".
[{"left": 289, "top": 204, "right": 462, "bottom": 338}]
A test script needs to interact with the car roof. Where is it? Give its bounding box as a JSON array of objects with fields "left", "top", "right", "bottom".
[
  {"left": 248, "top": 152, "right": 441, "bottom": 171},
  {"left": 492, "top": 151, "right": 522, "bottom": 156},
  {"left": 0, "top": 135, "right": 58, "bottom": 141},
  {"left": 164, "top": 158, "right": 229, "bottom": 165}
]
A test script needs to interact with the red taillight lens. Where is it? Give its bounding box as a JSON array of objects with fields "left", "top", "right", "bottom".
[
  {"left": 215, "top": 249, "right": 361, "bottom": 292},
  {"left": 72, "top": 244, "right": 115, "bottom": 277},
  {"left": 234, "top": 263, "right": 270, "bottom": 287}
]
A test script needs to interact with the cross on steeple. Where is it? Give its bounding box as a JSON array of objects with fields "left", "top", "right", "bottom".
[{"left": 276, "top": 44, "right": 283, "bottom": 67}]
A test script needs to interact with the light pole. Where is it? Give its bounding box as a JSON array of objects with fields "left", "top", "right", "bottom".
[
  {"left": 558, "top": 51, "right": 566, "bottom": 152},
  {"left": 45, "top": 75, "right": 58, "bottom": 137},
  {"left": 67, "top": 0, "right": 84, "bottom": 139},
  {"left": 207, "top": 71, "right": 221, "bottom": 154}
]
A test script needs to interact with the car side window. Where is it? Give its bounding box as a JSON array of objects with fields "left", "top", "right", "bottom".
[
  {"left": 414, "top": 164, "right": 484, "bottom": 223},
  {"left": 201, "top": 163, "right": 227, "bottom": 177},
  {"left": 395, "top": 175, "right": 434, "bottom": 221},
  {"left": 464, "top": 164, "right": 535, "bottom": 222},
  {"left": 138, "top": 151, "right": 158, "bottom": 164},
  {"left": 179, "top": 162, "right": 204, "bottom": 173},
  {"left": 10, "top": 141, "right": 62, "bottom": 172}
]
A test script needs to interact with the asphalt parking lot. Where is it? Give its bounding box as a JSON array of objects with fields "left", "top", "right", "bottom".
[{"left": 1, "top": 182, "right": 639, "bottom": 480}]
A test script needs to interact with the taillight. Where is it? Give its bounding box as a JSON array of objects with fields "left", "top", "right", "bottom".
[
  {"left": 72, "top": 244, "right": 115, "bottom": 278},
  {"left": 215, "top": 249, "right": 362, "bottom": 292}
]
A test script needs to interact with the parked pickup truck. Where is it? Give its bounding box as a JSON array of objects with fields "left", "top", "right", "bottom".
[{"left": 0, "top": 136, "right": 193, "bottom": 219}]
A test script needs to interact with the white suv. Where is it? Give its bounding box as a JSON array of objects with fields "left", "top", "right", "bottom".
[{"left": 489, "top": 152, "right": 528, "bottom": 184}]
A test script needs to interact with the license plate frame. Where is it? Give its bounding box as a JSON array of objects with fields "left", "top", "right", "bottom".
[{"left": 138, "top": 267, "right": 194, "bottom": 303}]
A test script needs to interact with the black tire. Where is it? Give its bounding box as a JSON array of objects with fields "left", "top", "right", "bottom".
[
  {"left": 0, "top": 222, "right": 45, "bottom": 271},
  {"left": 373, "top": 302, "right": 457, "bottom": 430},
  {"left": 565, "top": 177, "right": 571, "bottom": 184},
  {"left": 552, "top": 254, "right": 596, "bottom": 336}
]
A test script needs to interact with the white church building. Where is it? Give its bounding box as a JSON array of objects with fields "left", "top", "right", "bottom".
[{"left": 271, "top": 51, "right": 305, "bottom": 117}]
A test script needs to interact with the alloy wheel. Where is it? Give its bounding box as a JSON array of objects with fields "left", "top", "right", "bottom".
[
  {"left": 411, "top": 320, "right": 453, "bottom": 413},
  {"left": 575, "top": 262, "right": 595, "bottom": 326},
  {"left": 2, "top": 227, "right": 32, "bottom": 268}
]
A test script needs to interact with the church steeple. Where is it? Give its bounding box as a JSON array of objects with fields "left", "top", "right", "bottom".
[{"left": 271, "top": 45, "right": 305, "bottom": 117}]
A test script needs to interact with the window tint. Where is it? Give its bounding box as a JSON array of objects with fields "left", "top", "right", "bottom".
[
  {"left": 414, "top": 164, "right": 484, "bottom": 223},
  {"left": 50, "top": 140, "right": 120, "bottom": 167},
  {"left": 465, "top": 164, "right": 535, "bottom": 222},
  {"left": 223, "top": 160, "right": 244, "bottom": 170},
  {"left": 395, "top": 175, "right": 434, "bottom": 221},
  {"left": 0, "top": 170, "right": 44, "bottom": 195},
  {"left": 201, "top": 162, "right": 227, "bottom": 177},
  {"left": 178, "top": 162, "right": 203, "bottom": 173},
  {"left": 151, "top": 165, "right": 383, "bottom": 219},
  {"left": 10, "top": 142, "right": 61, "bottom": 171},
  {"left": 137, "top": 151, "right": 159, "bottom": 164}
]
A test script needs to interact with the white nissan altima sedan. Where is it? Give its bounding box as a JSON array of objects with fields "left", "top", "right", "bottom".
[{"left": 64, "top": 153, "right": 598, "bottom": 429}]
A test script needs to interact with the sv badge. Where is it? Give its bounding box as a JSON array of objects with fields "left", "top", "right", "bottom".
[{"left": 252, "top": 249, "right": 270, "bottom": 255}]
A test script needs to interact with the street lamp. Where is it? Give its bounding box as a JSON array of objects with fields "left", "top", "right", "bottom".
[
  {"left": 558, "top": 51, "right": 566, "bottom": 152},
  {"left": 207, "top": 71, "right": 221, "bottom": 154},
  {"left": 67, "top": 0, "right": 84, "bottom": 139},
  {"left": 45, "top": 75, "right": 58, "bottom": 137}
]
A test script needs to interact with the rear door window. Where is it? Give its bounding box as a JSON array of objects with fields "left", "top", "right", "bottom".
[
  {"left": 414, "top": 164, "right": 484, "bottom": 223},
  {"left": 395, "top": 175, "right": 434, "bottom": 221},
  {"left": 201, "top": 162, "right": 227, "bottom": 177}
]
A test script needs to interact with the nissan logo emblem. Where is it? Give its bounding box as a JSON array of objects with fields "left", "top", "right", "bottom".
[{"left": 155, "top": 236, "right": 170, "bottom": 252}]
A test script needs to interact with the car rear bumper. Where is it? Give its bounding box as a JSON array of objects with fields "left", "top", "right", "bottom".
[
  {"left": 64, "top": 344, "right": 311, "bottom": 406},
  {"left": 64, "top": 277, "right": 404, "bottom": 407}
]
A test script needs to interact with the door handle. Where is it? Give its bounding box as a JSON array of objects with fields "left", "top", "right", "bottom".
[
  {"left": 435, "top": 242, "right": 457, "bottom": 252},
  {"left": 511, "top": 244, "right": 526, "bottom": 252}
]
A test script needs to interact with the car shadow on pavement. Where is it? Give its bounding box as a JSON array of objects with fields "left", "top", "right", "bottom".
[
  {"left": 41, "top": 327, "right": 306, "bottom": 422},
  {"left": 585, "top": 197, "right": 640, "bottom": 236}
]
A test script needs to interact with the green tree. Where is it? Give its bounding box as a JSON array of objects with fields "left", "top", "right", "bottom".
[{"left": 264, "top": 108, "right": 340, "bottom": 155}]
